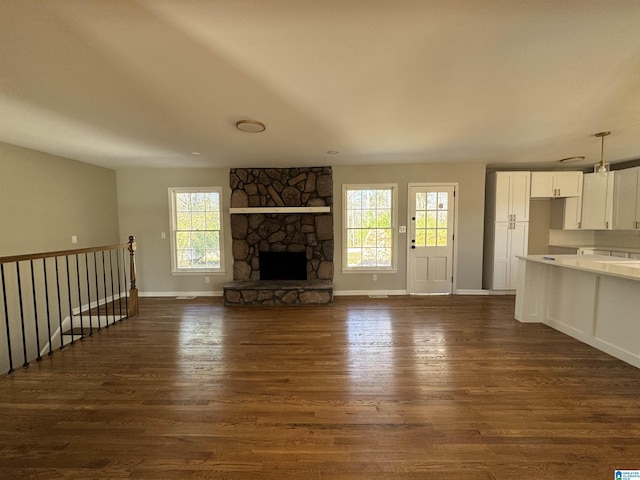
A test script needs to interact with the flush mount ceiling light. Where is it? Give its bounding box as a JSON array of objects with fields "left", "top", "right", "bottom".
[
  {"left": 558, "top": 156, "right": 586, "bottom": 163},
  {"left": 235, "top": 119, "right": 266, "bottom": 133},
  {"left": 594, "top": 131, "right": 611, "bottom": 176}
]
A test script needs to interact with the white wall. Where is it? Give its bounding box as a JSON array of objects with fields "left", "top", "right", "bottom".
[
  {"left": 528, "top": 199, "right": 552, "bottom": 255},
  {"left": 116, "top": 168, "right": 234, "bottom": 295},
  {"left": 0, "top": 142, "right": 120, "bottom": 255},
  {"left": 116, "top": 162, "right": 487, "bottom": 295},
  {"left": 594, "top": 230, "right": 640, "bottom": 249},
  {"left": 333, "top": 163, "right": 486, "bottom": 293}
]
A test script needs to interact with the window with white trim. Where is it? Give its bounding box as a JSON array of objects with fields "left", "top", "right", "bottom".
[
  {"left": 343, "top": 184, "right": 397, "bottom": 272},
  {"left": 169, "top": 187, "right": 224, "bottom": 273}
]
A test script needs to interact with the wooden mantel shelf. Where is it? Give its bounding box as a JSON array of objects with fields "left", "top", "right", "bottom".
[{"left": 229, "top": 206, "right": 331, "bottom": 214}]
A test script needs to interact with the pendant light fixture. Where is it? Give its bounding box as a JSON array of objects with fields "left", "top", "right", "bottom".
[{"left": 594, "top": 131, "right": 611, "bottom": 176}]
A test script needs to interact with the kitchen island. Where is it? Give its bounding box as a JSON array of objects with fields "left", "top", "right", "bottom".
[{"left": 515, "top": 254, "right": 640, "bottom": 368}]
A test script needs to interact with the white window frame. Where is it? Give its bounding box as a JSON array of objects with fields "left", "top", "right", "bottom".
[
  {"left": 168, "top": 187, "right": 225, "bottom": 275},
  {"left": 342, "top": 183, "right": 398, "bottom": 273}
]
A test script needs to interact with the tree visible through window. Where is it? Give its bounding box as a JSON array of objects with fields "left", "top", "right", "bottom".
[
  {"left": 343, "top": 185, "right": 396, "bottom": 270},
  {"left": 414, "top": 191, "right": 448, "bottom": 247},
  {"left": 169, "top": 188, "right": 223, "bottom": 273}
]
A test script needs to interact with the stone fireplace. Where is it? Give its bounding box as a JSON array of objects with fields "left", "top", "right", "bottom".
[{"left": 223, "top": 167, "right": 334, "bottom": 305}]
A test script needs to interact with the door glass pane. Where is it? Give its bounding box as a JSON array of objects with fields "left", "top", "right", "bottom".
[
  {"left": 427, "top": 192, "right": 437, "bottom": 209},
  {"left": 437, "top": 211, "right": 447, "bottom": 228},
  {"left": 427, "top": 211, "right": 437, "bottom": 228},
  {"left": 437, "top": 229, "right": 447, "bottom": 246},
  {"left": 438, "top": 192, "right": 448, "bottom": 210},
  {"left": 414, "top": 190, "right": 450, "bottom": 249},
  {"left": 426, "top": 229, "right": 437, "bottom": 246}
]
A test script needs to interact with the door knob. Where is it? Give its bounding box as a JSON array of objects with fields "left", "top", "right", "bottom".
[{"left": 411, "top": 246, "right": 416, "bottom": 249}]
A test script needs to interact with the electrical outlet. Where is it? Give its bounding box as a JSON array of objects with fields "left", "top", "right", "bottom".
[
  {"left": 204, "top": 276, "right": 210, "bottom": 284},
  {"left": 71, "top": 235, "right": 78, "bottom": 244},
  {"left": 399, "top": 226, "right": 407, "bottom": 233},
  {"left": 373, "top": 274, "right": 377, "bottom": 281},
  {"left": 161, "top": 232, "right": 166, "bottom": 239}
]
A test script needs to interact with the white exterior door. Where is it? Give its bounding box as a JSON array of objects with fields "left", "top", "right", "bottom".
[{"left": 408, "top": 185, "right": 456, "bottom": 294}]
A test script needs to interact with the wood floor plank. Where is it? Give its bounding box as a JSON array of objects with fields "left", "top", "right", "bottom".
[{"left": 1, "top": 295, "right": 640, "bottom": 479}]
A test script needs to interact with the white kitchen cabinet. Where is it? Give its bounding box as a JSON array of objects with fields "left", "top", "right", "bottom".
[
  {"left": 612, "top": 166, "right": 640, "bottom": 230},
  {"left": 530, "top": 171, "right": 583, "bottom": 198},
  {"left": 562, "top": 196, "right": 582, "bottom": 230},
  {"left": 486, "top": 171, "right": 530, "bottom": 222},
  {"left": 516, "top": 255, "right": 640, "bottom": 368},
  {"left": 484, "top": 171, "right": 531, "bottom": 290},
  {"left": 580, "top": 172, "right": 615, "bottom": 230},
  {"left": 489, "top": 221, "right": 529, "bottom": 290}
]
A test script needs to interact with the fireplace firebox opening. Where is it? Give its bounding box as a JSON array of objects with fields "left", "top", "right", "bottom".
[{"left": 259, "top": 251, "right": 307, "bottom": 281}]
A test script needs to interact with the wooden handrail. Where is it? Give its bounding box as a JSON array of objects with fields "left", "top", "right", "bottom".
[
  {"left": 1, "top": 236, "right": 139, "bottom": 375},
  {"left": 0, "top": 242, "right": 130, "bottom": 264}
]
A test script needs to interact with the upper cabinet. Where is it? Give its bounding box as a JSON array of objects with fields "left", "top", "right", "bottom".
[
  {"left": 530, "top": 171, "right": 583, "bottom": 198},
  {"left": 612, "top": 167, "right": 640, "bottom": 230},
  {"left": 486, "top": 171, "right": 531, "bottom": 223},
  {"left": 581, "top": 172, "right": 615, "bottom": 230},
  {"left": 561, "top": 196, "right": 582, "bottom": 230}
]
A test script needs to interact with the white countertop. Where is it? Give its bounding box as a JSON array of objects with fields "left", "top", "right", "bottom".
[{"left": 518, "top": 254, "right": 640, "bottom": 282}]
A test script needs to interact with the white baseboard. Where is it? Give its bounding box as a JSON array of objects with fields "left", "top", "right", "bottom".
[
  {"left": 334, "top": 290, "right": 408, "bottom": 296},
  {"left": 140, "top": 289, "right": 491, "bottom": 298},
  {"left": 139, "top": 291, "right": 223, "bottom": 297},
  {"left": 336, "top": 289, "right": 490, "bottom": 296}
]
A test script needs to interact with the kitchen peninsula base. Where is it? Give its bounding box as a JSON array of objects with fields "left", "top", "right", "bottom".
[{"left": 516, "top": 255, "right": 640, "bottom": 369}]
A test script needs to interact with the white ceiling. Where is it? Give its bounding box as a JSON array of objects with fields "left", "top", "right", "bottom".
[{"left": 2, "top": 0, "right": 640, "bottom": 171}]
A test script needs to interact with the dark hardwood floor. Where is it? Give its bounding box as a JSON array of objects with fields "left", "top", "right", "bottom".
[{"left": 1, "top": 295, "right": 640, "bottom": 479}]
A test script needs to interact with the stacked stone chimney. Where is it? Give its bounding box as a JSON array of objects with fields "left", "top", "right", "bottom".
[{"left": 229, "top": 167, "right": 333, "bottom": 282}]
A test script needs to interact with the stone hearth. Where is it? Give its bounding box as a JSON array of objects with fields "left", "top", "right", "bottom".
[
  {"left": 223, "top": 280, "right": 333, "bottom": 306},
  {"left": 223, "top": 167, "right": 334, "bottom": 305}
]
